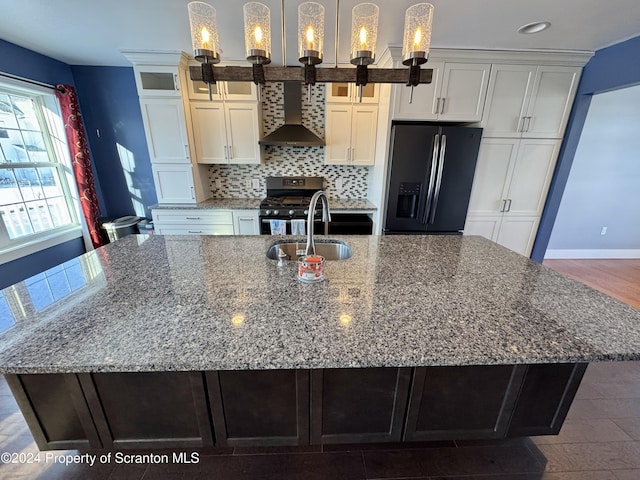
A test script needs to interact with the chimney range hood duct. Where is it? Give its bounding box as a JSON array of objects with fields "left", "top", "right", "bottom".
[{"left": 259, "top": 81, "right": 325, "bottom": 147}]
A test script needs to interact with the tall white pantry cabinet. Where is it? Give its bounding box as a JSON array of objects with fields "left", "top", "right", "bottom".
[
  {"left": 124, "top": 51, "right": 209, "bottom": 204},
  {"left": 464, "top": 61, "right": 583, "bottom": 256}
]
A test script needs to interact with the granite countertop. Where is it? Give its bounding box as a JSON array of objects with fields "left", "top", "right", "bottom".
[
  {"left": 1, "top": 234, "right": 639, "bottom": 374},
  {"left": 149, "top": 198, "right": 377, "bottom": 212}
]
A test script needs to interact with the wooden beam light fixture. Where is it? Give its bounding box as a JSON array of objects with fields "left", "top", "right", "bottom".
[{"left": 187, "top": 2, "right": 434, "bottom": 101}]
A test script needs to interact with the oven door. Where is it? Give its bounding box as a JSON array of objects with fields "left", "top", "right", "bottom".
[{"left": 259, "top": 218, "right": 325, "bottom": 235}]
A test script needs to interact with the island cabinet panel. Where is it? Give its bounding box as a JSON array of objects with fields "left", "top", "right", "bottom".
[
  {"left": 404, "top": 366, "right": 526, "bottom": 441},
  {"left": 508, "top": 363, "right": 587, "bottom": 437},
  {"left": 5, "top": 374, "right": 101, "bottom": 450},
  {"left": 78, "top": 372, "right": 213, "bottom": 449},
  {"left": 206, "top": 370, "right": 309, "bottom": 446},
  {"left": 310, "top": 368, "right": 412, "bottom": 444}
]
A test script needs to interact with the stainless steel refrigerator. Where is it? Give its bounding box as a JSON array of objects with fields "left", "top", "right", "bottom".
[{"left": 384, "top": 123, "right": 482, "bottom": 234}]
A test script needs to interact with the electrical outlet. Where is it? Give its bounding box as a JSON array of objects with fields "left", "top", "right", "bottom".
[
  {"left": 601, "top": 226, "right": 608, "bottom": 235},
  {"left": 335, "top": 177, "right": 344, "bottom": 190},
  {"left": 215, "top": 179, "right": 222, "bottom": 189},
  {"left": 245, "top": 180, "right": 252, "bottom": 189},
  {"left": 252, "top": 178, "right": 260, "bottom": 189}
]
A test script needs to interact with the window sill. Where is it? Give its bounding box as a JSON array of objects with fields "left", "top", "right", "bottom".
[{"left": 0, "top": 227, "right": 84, "bottom": 266}]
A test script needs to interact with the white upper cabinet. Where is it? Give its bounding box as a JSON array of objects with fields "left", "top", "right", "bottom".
[
  {"left": 326, "top": 82, "right": 378, "bottom": 103},
  {"left": 140, "top": 98, "right": 190, "bottom": 164},
  {"left": 133, "top": 65, "right": 181, "bottom": 97},
  {"left": 393, "top": 62, "right": 490, "bottom": 122},
  {"left": 187, "top": 78, "right": 257, "bottom": 101},
  {"left": 190, "top": 103, "right": 261, "bottom": 165},
  {"left": 482, "top": 65, "right": 580, "bottom": 138},
  {"left": 325, "top": 104, "right": 377, "bottom": 166},
  {"left": 523, "top": 66, "right": 580, "bottom": 138}
]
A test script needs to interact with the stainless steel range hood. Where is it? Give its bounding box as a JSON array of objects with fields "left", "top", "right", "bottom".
[{"left": 259, "top": 81, "right": 325, "bottom": 147}]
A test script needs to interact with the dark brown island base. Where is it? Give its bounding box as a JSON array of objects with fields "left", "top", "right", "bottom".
[
  {"left": 1, "top": 235, "right": 639, "bottom": 452},
  {"left": 6, "top": 364, "right": 586, "bottom": 450}
]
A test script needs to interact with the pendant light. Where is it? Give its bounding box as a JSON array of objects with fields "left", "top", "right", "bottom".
[
  {"left": 350, "top": 3, "right": 379, "bottom": 102},
  {"left": 187, "top": 1, "right": 220, "bottom": 101},
  {"left": 298, "top": 2, "right": 325, "bottom": 101},
  {"left": 243, "top": 2, "right": 271, "bottom": 101},
  {"left": 402, "top": 3, "right": 434, "bottom": 103}
]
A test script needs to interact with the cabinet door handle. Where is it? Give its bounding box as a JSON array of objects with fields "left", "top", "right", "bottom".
[
  {"left": 346, "top": 147, "right": 350, "bottom": 162},
  {"left": 184, "top": 144, "right": 189, "bottom": 159},
  {"left": 441, "top": 97, "right": 446, "bottom": 114},
  {"left": 517, "top": 117, "right": 524, "bottom": 133},
  {"left": 190, "top": 186, "right": 195, "bottom": 199},
  {"left": 224, "top": 145, "right": 228, "bottom": 160},
  {"left": 435, "top": 97, "right": 441, "bottom": 114},
  {"left": 524, "top": 116, "right": 532, "bottom": 132},
  {"left": 500, "top": 199, "right": 506, "bottom": 212},
  {"left": 351, "top": 147, "right": 355, "bottom": 162},
  {"left": 506, "top": 199, "right": 512, "bottom": 212},
  {"left": 173, "top": 74, "right": 179, "bottom": 91},
  {"left": 229, "top": 145, "right": 233, "bottom": 159}
]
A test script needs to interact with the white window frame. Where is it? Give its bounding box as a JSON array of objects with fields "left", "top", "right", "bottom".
[{"left": 0, "top": 76, "right": 83, "bottom": 265}]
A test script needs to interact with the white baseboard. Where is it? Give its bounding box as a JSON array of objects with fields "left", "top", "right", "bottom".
[{"left": 545, "top": 249, "right": 640, "bottom": 259}]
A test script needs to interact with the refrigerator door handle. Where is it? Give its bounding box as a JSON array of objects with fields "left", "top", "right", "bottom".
[
  {"left": 422, "top": 134, "right": 440, "bottom": 224},
  {"left": 429, "top": 134, "right": 447, "bottom": 224}
]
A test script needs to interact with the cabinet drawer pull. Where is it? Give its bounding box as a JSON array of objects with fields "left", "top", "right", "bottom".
[
  {"left": 185, "top": 216, "right": 201, "bottom": 220},
  {"left": 188, "top": 230, "right": 203, "bottom": 233}
]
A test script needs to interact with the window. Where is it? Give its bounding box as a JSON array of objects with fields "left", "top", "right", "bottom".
[{"left": 0, "top": 79, "right": 81, "bottom": 260}]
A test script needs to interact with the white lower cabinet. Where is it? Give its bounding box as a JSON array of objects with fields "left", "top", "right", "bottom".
[
  {"left": 465, "top": 215, "right": 539, "bottom": 256},
  {"left": 152, "top": 209, "right": 234, "bottom": 235},
  {"left": 151, "top": 164, "right": 195, "bottom": 204},
  {"left": 232, "top": 210, "right": 260, "bottom": 235},
  {"left": 464, "top": 137, "right": 560, "bottom": 256}
]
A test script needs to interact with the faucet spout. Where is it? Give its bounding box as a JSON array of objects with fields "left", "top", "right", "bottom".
[{"left": 305, "top": 190, "right": 331, "bottom": 256}]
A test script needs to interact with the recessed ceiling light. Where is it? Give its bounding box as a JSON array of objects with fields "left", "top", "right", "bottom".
[{"left": 518, "top": 21, "right": 551, "bottom": 34}]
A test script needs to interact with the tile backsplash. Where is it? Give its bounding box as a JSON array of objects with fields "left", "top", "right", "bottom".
[{"left": 208, "top": 82, "right": 369, "bottom": 199}]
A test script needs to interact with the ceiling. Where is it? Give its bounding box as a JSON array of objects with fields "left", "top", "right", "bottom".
[{"left": 1, "top": 0, "right": 639, "bottom": 67}]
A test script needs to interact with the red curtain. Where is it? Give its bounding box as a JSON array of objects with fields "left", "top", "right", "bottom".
[{"left": 55, "top": 84, "right": 104, "bottom": 248}]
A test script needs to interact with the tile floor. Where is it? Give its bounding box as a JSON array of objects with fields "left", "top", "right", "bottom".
[{"left": 0, "top": 360, "right": 639, "bottom": 479}]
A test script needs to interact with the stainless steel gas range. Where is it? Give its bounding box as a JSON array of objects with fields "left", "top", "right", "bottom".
[
  {"left": 259, "top": 177, "right": 324, "bottom": 235},
  {"left": 259, "top": 176, "right": 374, "bottom": 235}
]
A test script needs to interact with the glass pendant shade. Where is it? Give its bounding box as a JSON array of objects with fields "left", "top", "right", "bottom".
[
  {"left": 298, "top": 2, "right": 325, "bottom": 65},
  {"left": 243, "top": 2, "right": 272, "bottom": 64},
  {"left": 402, "top": 3, "right": 434, "bottom": 65},
  {"left": 188, "top": 1, "right": 220, "bottom": 63},
  {"left": 350, "top": 3, "right": 379, "bottom": 65}
]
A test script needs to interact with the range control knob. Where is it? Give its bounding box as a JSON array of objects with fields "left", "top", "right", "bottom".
[
  {"left": 264, "top": 209, "right": 272, "bottom": 215},
  {"left": 273, "top": 210, "right": 279, "bottom": 216},
  {"left": 288, "top": 209, "right": 295, "bottom": 216}
]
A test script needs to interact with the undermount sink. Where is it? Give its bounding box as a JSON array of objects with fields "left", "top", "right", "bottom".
[{"left": 266, "top": 240, "right": 352, "bottom": 261}]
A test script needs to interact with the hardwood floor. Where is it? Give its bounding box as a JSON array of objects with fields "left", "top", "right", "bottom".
[
  {"left": 0, "top": 259, "right": 638, "bottom": 479},
  {"left": 543, "top": 259, "right": 640, "bottom": 309}
]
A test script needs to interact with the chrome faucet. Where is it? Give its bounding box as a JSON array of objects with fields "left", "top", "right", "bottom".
[{"left": 305, "top": 190, "right": 331, "bottom": 256}]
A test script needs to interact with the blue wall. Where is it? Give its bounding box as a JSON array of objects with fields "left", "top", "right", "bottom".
[
  {"left": 0, "top": 39, "right": 87, "bottom": 286},
  {"left": 71, "top": 66, "right": 156, "bottom": 218},
  {"left": 531, "top": 35, "right": 640, "bottom": 262}
]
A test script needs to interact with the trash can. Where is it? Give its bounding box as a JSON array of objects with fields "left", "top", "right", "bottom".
[
  {"left": 101, "top": 216, "right": 142, "bottom": 242},
  {"left": 137, "top": 219, "right": 154, "bottom": 235}
]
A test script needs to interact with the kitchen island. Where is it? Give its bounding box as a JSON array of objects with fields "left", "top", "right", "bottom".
[{"left": 1, "top": 235, "right": 639, "bottom": 450}]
